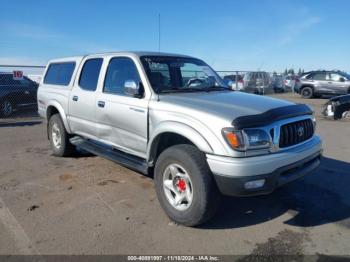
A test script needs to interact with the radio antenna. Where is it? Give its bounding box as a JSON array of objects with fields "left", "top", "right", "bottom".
[{"left": 158, "top": 13, "right": 161, "bottom": 52}]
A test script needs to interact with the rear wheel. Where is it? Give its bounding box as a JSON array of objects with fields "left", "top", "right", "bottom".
[
  {"left": 301, "top": 86, "right": 314, "bottom": 99},
  {"left": 342, "top": 111, "right": 350, "bottom": 120},
  {"left": 0, "top": 100, "right": 13, "bottom": 117},
  {"left": 154, "top": 144, "right": 221, "bottom": 226},
  {"left": 48, "top": 114, "right": 75, "bottom": 157}
]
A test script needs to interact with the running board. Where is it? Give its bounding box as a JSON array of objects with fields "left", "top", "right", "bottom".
[{"left": 70, "top": 136, "right": 148, "bottom": 174}]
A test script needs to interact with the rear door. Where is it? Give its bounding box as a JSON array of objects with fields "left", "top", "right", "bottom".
[
  {"left": 95, "top": 56, "right": 149, "bottom": 158},
  {"left": 68, "top": 57, "right": 103, "bottom": 139}
]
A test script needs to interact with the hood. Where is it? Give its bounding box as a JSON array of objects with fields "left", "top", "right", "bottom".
[{"left": 157, "top": 91, "right": 294, "bottom": 122}]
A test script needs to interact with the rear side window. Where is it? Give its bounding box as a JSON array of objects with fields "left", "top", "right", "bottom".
[
  {"left": 79, "top": 58, "right": 103, "bottom": 91},
  {"left": 305, "top": 74, "right": 313, "bottom": 80},
  {"left": 44, "top": 62, "right": 76, "bottom": 86},
  {"left": 311, "top": 73, "right": 326, "bottom": 81}
]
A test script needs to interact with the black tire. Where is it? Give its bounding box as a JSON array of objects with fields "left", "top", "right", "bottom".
[
  {"left": 301, "top": 86, "right": 314, "bottom": 99},
  {"left": 48, "top": 114, "right": 75, "bottom": 157},
  {"left": 154, "top": 144, "right": 221, "bottom": 226},
  {"left": 0, "top": 99, "right": 13, "bottom": 117}
]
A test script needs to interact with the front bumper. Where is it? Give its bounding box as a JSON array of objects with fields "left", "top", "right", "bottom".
[{"left": 207, "top": 136, "right": 322, "bottom": 196}]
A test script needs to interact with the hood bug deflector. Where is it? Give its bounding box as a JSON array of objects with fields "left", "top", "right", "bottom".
[{"left": 232, "top": 104, "right": 313, "bottom": 130}]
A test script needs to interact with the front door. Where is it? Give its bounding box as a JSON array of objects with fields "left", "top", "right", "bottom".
[
  {"left": 329, "top": 73, "right": 348, "bottom": 95},
  {"left": 96, "top": 56, "right": 148, "bottom": 158},
  {"left": 68, "top": 58, "right": 103, "bottom": 139}
]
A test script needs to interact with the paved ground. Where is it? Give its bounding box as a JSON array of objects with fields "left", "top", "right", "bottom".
[{"left": 0, "top": 93, "right": 350, "bottom": 257}]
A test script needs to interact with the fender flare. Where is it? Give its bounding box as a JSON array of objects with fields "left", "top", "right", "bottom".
[
  {"left": 147, "top": 121, "right": 214, "bottom": 163},
  {"left": 300, "top": 84, "right": 314, "bottom": 91},
  {"left": 46, "top": 100, "right": 72, "bottom": 134}
]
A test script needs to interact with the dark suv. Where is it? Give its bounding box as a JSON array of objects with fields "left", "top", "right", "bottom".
[
  {"left": 295, "top": 71, "right": 350, "bottom": 99},
  {"left": 0, "top": 73, "right": 38, "bottom": 117}
]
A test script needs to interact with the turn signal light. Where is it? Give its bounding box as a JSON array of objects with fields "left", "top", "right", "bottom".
[{"left": 222, "top": 129, "right": 245, "bottom": 150}]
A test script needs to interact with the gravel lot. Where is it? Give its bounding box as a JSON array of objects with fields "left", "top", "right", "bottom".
[{"left": 0, "top": 93, "right": 349, "bottom": 258}]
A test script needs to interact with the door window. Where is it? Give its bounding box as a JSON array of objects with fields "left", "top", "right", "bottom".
[
  {"left": 79, "top": 58, "right": 103, "bottom": 91},
  {"left": 330, "top": 73, "right": 342, "bottom": 82},
  {"left": 312, "top": 73, "right": 326, "bottom": 81},
  {"left": 103, "top": 57, "right": 141, "bottom": 96}
]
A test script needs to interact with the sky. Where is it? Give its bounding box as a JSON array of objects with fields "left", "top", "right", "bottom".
[{"left": 0, "top": 0, "right": 349, "bottom": 74}]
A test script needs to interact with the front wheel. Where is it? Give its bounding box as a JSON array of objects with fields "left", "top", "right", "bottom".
[
  {"left": 0, "top": 100, "right": 13, "bottom": 117},
  {"left": 48, "top": 114, "right": 75, "bottom": 157},
  {"left": 154, "top": 144, "right": 221, "bottom": 226}
]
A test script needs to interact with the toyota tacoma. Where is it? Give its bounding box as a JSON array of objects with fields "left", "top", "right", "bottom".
[{"left": 37, "top": 52, "right": 322, "bottom": 226}]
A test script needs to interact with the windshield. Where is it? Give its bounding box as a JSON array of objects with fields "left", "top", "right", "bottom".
[{"left": 140, "top": 56, "right": 228, "bottom": 93}]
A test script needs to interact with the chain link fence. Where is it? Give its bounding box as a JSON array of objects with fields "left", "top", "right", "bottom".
[
  {"left": 0, "top": 65, "right": 299, "bottom": 120},
  {"left": 0, "top": 65, "right": 44, "bottom": 120},
  {"left": 216, "top": 70, "right": 297, "bottom": 95}
]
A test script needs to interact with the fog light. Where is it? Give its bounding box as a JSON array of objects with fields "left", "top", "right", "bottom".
[{"left": 244, "top": 179, "right": 265, "bottom": 189}]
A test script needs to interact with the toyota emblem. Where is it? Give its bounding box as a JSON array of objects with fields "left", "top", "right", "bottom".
[{"left": 297, "top": 126, "right": 304, "bottom": 137}]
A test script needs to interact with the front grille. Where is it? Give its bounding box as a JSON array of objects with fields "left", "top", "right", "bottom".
[{"left": 279, "top": 119, "right": 314, "bottom": 148}]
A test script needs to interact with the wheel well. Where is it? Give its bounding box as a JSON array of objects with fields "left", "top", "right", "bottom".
[
  {"left": 150, "top": 132, "right": 195, "bottom": 165},
  {"left": 301, "top": 85, "right": 314, "bottom": 91},
  {"left": 46, "top": 106, "right": 60, "bottom": 139},
  {"left": 46, "top": 106, "right": 59, "bottom": 120}
]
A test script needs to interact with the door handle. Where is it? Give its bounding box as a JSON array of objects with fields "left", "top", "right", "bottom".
[
  {"left": 98, "top": 101, "right": 105, "bottom": 108},
  {"left": 72, "top": 96, "right": 78, "bottom": 101}
]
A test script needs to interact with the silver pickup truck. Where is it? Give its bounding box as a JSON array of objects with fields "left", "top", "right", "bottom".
[{"left": 37, "top": 52, "right": 322, "bottom": 226}]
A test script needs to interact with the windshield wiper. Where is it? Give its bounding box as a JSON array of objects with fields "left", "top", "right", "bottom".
[
  {"left": 203, "top": 86, "right": 231, "bottom": 92},
  {"left": 160, "top": 88, "right": 207, "bottom": 94},
  {"left": 159, "top": 86, "right": 231, "bottom": 94}
]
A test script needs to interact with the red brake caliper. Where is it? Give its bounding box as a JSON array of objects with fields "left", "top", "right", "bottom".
[{"left": 176, "top": 179, "right": 186, "bottom": 192}]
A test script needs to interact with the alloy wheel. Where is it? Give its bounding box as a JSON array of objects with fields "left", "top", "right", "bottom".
[
  {"left": 163, "top": 163, "right": 193, "bottom": 211},
  {"left": 1, "top": 101, "right": 13, "bottom": 117},
  {"left": 51, "top": 123, "right": 62, "bottom": 149}
]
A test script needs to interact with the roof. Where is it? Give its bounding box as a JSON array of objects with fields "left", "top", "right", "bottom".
[
  {"left": 48, "top": 51, "right": 193, "bottom": 63},
  {"left": 303, "top": 70, "right": 345, "bottom": 75},
  {"left": 91, "top": 51, "right": 193, "bottom": 58}
]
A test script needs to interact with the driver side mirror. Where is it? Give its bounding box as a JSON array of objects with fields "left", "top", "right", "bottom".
[
  {"left": 124, "top": 80, "right": 143, "bottom": 98},
  {"left": 339, "top": 77, "right": 345, "bottom": 82}
]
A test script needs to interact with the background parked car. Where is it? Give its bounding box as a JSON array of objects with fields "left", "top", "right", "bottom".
[
  {"left": 242, "top": 71, "right": 273, "bottom": 94},
  {"left": 223, "top": 74, "right": 244, "bottom": 90},
  {"left": 322, "top": 94, "right": 350, "bottom": 120},
  {"left": 296, "top": 71, "right": 350, "bottom": 99},
  {"left": 0, "top": 73, "right": 38, "bottom": 117},
  {"left": 284, "top": 75, "right": 297, "bottom": 91},
  {"left": 272, "top": 75, "right": 287, "bottom": 93}
]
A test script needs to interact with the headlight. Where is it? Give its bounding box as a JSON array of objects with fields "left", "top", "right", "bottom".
[
  {"left": 222, "top": 128, "right": 271, "bottom": 151},
  {"left": 312, "top": 112, "right": 317, "bottom": 129},
  {"left": 244, "top": 129, "right": 271, "bottom": 149}
]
